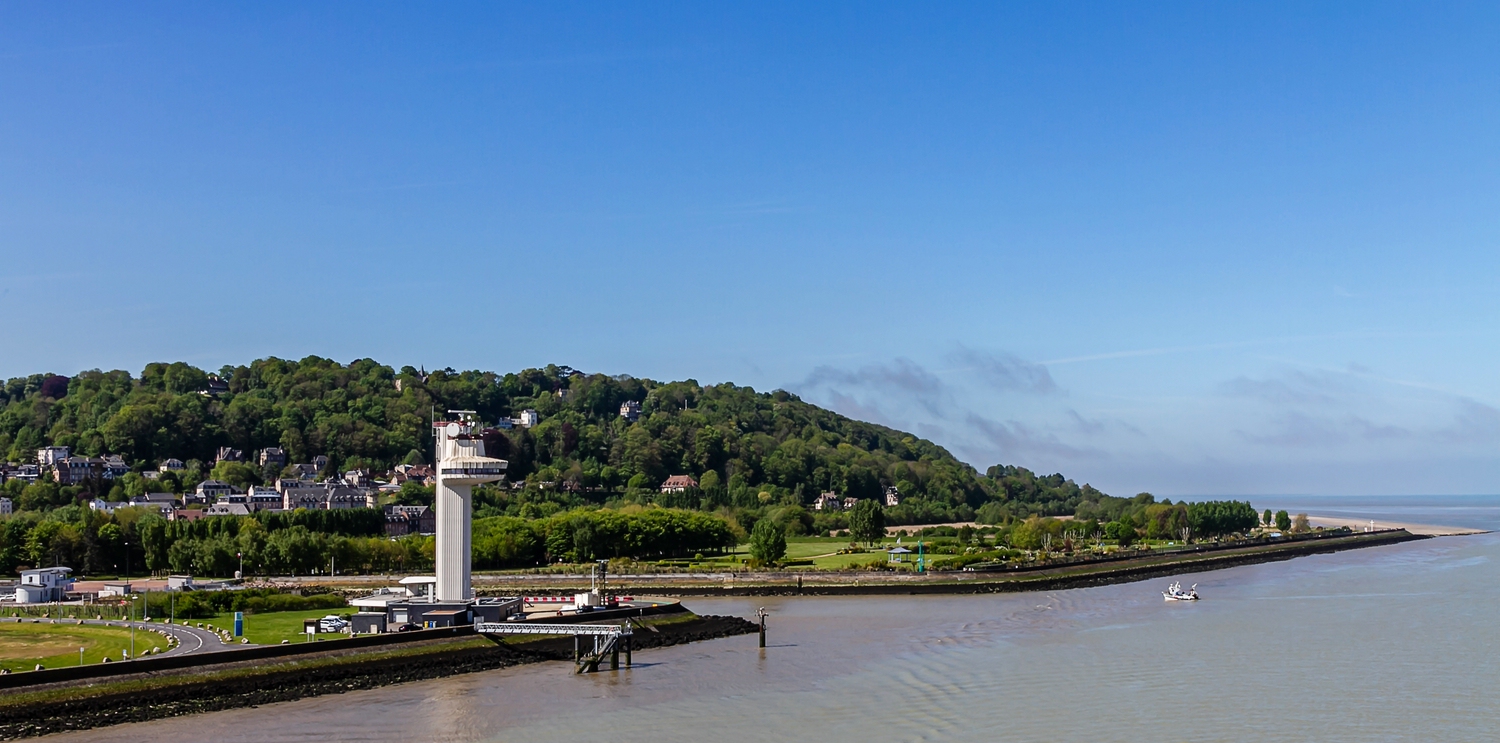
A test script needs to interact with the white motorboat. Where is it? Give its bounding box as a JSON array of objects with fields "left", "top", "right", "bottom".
[{"left": 1162, "top": 581, "right": 1199, "bottom": 601}]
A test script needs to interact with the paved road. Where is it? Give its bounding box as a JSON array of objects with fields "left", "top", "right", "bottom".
[
  {"left": 58, "top": 618, "right": 252, "bottom": 658},
  {"left": 147, "top": 619, "right": 248, "bottom": 656}
]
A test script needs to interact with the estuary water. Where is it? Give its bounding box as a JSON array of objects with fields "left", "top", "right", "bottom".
[{"left": 45, "top": 496, "right": 1500, "bottom": 743}]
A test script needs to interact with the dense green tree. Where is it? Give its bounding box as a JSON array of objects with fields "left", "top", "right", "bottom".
[
  {"left": 1186, "top": 500, "right": 1258, "bottom": 537},
  {"left": 1104, "top": 520, "right": 1136, "bottom": 546},
  {"left": 848, "top": 500, "right": 886, "bottom": 544},
  {"left": 393, "top": 481, "right": 435, "bottom": 508},
  {"left": 1275, "top": 510, "right": 1291, "bottom": 531},
  {"left": 748, "top": 518, "right": 787, "bottom": 564}
]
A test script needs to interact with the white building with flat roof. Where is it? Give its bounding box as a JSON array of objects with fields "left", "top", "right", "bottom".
[{"left": 17, "top": 567, "right": 72, "bottom": 603}]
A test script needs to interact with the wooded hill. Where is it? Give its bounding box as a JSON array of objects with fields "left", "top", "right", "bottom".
[{"left": 1, "top": 357, "right": 1120, "bottom": 525}]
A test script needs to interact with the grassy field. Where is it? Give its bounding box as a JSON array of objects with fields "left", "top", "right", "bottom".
[
  {"left": 0, "top": 633, "right": 499, "bottom": 711},
  {"left": 678, "top": 537, "right": 885, "bottom": 564},
  {"left": 0, "top": 621, "right": 156, "bottom": 672},
  {"left": 202, "top": 608, "right": 354, "bottom": 646}
]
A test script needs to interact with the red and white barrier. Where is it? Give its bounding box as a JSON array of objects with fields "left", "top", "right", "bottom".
[{"left": 521, "top": 596, "right": 635, "bottom": 604}]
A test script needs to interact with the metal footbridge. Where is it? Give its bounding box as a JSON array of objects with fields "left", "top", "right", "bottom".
[{"left": 475, "top": 622, "right": 633, "bottom": 673}]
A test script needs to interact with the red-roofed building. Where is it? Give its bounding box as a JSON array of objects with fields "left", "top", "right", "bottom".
[{"left": 660, "top": 475, "right": 698, "bottom": 493}]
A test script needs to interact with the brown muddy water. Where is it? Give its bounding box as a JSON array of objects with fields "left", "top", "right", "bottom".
[{"left": 42, "top": 497, "right": 1500, "bottom": 743}]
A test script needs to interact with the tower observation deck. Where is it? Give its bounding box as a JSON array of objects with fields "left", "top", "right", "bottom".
[{"left": 433, "top": 411, "right": 507, "bottom": 602}]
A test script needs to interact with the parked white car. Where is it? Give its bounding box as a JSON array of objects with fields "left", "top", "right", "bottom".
[{"left": 318, "top": 615, "right": 349, "bottom": 632}]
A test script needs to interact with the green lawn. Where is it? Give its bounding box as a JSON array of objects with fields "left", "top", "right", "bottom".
[
  {"left": 671, "top": 537, "right": 913, "bottom": 569},
  {"left": 0, "top": 621, "right": 158, "bottom": 672},
  {"left": 203, "top": 608, "right": 354, "bottom": 646},
  {"left": 783, "top": 537, "right": 854, "bottom": 559}
]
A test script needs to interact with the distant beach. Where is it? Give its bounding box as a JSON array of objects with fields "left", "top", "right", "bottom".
[{"left": 1304, "top": 514, "right": 1488, "bottom": 536}]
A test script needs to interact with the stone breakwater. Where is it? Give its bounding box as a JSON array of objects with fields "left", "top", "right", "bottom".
[
  {"left": 474, "top": 529, "right": 1429, "bottom": 597},
  {"left": 0, "top": 615, "right": 758, "bottom": 740}
]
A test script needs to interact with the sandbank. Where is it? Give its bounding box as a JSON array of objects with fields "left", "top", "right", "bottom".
[{"left": 1303, "top": 515, "right": 1487, "bottom": 536}]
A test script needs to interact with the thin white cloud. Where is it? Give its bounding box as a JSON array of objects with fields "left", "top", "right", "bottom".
[
  {"left": 1218, "top": 370, "right": 1344, "bottom": 406},
  {"left": 1256, "top": 356, "right": 1497, "bottom": 405},
  {"left": 964, "top": 413, "right": 1102, "bottom": 462},
  {"left": 942, "top": 346, "right": 1057, "bottom": 395},
  {"left": 800, "top": 358, "right": 946, "bottom": 416}
]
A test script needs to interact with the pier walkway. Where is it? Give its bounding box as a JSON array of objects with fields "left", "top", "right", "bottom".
[{"left": 475, "top": 621, "right": 633, "bottom": 673}]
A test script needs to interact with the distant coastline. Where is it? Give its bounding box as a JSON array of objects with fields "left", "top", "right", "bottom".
[
  {"left": 1302, "top": 515, "right": 1488, "bottom": 537},
  {"left": 429, "top": 528, "right": 1428, "bottom": 597}
]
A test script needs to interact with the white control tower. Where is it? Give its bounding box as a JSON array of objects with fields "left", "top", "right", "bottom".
[{"left": 433, "top": 412, "right": 507, "bottom": 602}]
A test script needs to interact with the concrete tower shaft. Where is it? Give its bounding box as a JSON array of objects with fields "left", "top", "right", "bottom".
[{"left": 433, "top": 420, "right": 507, "bottom": 602}]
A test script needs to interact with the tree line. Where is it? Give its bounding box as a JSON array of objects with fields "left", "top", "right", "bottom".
[
  {"left": 0, "top": 500, "right": 740, "bottom": 578},
  {"left": 1, "top": 357, "right": 1124, "bottom": 530}
]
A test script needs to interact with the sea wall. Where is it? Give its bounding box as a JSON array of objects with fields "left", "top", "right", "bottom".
[
  {"left": 479, "top": 529, "right": 1429, "bottom": 597},
  {"left": 0, "top": 614, "right": 757, "bottom": 740}
]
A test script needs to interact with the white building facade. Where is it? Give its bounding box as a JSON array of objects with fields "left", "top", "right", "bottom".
[{"left": 17, "top": 567, "right": 72, "bottom": 603}]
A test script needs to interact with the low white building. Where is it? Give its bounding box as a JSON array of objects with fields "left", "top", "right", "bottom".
[
  {"left": 518, "top": 409, "right": 540, "bottom": 428},
  {"left": 88, "top": 499, "right": 131, "bottom": 514},
  {"left": 17, "top": 567, "right": 72, "bottom": 603},
  {"left": 99, "top": 581, "right": 132, "bottom": 598}
]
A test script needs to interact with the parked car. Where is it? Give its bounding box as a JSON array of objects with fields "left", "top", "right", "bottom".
[
  {"left": 318, "top": 615, "right": 349, "bottom": 632},
  {"left": 393, "top": 622, "right": 420, "bottom": 632}
]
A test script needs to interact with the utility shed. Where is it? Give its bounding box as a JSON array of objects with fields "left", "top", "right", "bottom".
[
  {"left": 351, "top": 612, "right": 388, "bottom": 634},
  {"left": 422, "top": 608, "right": 470, "bottom": 628}
]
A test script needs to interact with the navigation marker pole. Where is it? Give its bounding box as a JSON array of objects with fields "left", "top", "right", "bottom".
[{"left": 757, "top": 607, "right": 768, "bottom": 648}]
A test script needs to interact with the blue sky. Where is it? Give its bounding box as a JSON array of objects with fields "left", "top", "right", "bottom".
[{"left": 3, "top": 3, "right": 1498, "bottom": 496}]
